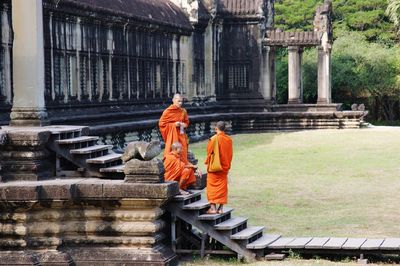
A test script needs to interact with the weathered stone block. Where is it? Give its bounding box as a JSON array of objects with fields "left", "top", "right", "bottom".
[
  {"left": 0, "top": 183, "right": 39, "bottom": 201},
  {"left": 0, "top": 127, "right": 54, "bottom": 182},
  {"left": 0, "top": 251, "right": 40, "bottom": 265},
  {"left": 74, "top": 181, "right": 104, "bottom": 199},
  {"left": 1, "top": 127, "right": 51, "bottom": 147},
  {"left": 38, "top": 183, "right": 73, "bottom": 200},
  {"left": 192, "top": 173, "right": 207, "bottom": 190},
  {"left": 124, "top": 158, "right": 164, "bottom": 183},
  {"left": 103, "top": 182, "right": 178, "bottom": 199},
  {"left": 0, "top": 179, "right": 178, "bottom": 266}
]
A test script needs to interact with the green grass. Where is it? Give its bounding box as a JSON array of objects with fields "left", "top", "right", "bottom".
[{"left": 186, "top": 128, "right": 400, "bottom": 265}]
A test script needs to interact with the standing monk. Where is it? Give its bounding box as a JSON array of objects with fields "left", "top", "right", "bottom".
[
  {"left": 205, "top": 121, "right": 233, "bottom": 214},
  {"left": 159, "top": 94, "right": 190, "bottom": 164}
]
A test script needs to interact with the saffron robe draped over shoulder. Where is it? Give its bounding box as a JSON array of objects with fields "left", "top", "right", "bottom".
[
  {"left": 205, "top": 132, "right": 233, "bottom": 205},
  {"left": 159, "top": 105, "right": 189, "bottom": 164},
  {"left": 164, "top": 151, "right": 196, "bottom": 190}
]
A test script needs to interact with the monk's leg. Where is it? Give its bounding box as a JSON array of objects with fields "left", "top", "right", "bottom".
[
  {"left": 180, "top": 168, "right": 196, "bottom": 190},
  {"left": 217, "top": 204, "right": 224, "bottom": 214}
]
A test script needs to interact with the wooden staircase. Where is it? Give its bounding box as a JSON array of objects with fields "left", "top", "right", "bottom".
[
  {"left": 45, "top": 126, "right": 125, "bottom": 178},
  {"left": 167, "top": 190, "right": 281, "bottom": 261}
]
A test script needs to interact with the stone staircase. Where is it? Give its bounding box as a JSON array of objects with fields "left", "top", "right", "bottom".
[
  {"left": 167, "top": 190, "right": 281, "bottom": 261},
  {"left": 46, "top": 126, "right": 125, "bottom": 178}
]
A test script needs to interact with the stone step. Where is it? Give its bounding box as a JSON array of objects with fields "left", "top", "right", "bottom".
[
  {"left": 182, "top": 200, "right": 210, "bottom": 211},
  {"left": 86, "top": 153, "right": 122, "bottom": 164},
  {"left": 46, "top": 125, "right": 88, "bottom": 134},
  {"left": 99, "top": 164, "right": 125, "bottom": 173},
  {"left": 214, "top": 217, "right": 247, "bottom": 231},
  {"left": 173, "top": 190, "right": 203, "bottom": 202},
  {"left": 246, "top": 234, "right": 281, "bottom": 250},
  {"left": 198, "top": 207, "right": 234, "bottom": 221},
  {"left": 70, "top": 145, "right": 112, "bottom": 155},
  {"left": 57, "top": 136, "right": 99, "bottom": 145},
  {"left": 230, "top": 226, "right": 264, "bottom": 240}
]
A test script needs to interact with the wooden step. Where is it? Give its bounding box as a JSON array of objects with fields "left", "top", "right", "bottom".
[
  {"left": 57, "top": 136, "right": 99, "bottom": 145},
  {"left": 230, "top": 226, "right": 264, "bottom": 240},
  {"left": 198, "top": 207, "right": 234, "bottom": 221},
  {"left": 86, "top": 153, "right": 122, "bottom": 164},
  {"left": 99, "top": 165, "right": 125, "bottom": 173},
  {"left": 70, "top": 145, "right": 112, "bottom": 155},
  {"left": 214, "top": 217, "right": 247, "bottom": 231},
  {"left": 173, "top": 190, "right": 203, "bottom": 202},
  {"left": 182, "top": 200, "right": 210, "bottom": 211},
  {"left": 246, "top": 234, "right": 281, "bottom": 249}
]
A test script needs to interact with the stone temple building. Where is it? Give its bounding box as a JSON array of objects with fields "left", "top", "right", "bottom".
[
  {"left": 0, "top": 0, "right": 364, "bottom": 146},
  {"left": 0, "top": 0, "right": 366, "bottom": 265}
]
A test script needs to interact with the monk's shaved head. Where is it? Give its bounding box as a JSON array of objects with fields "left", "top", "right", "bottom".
[
  {"left": 173, "top": 93, "right": 182, "bottom": 100},
  {"left": 172, "top": 93, "right": 183, "bottom": 108},
  {"left": 171, "top": 141, "right": 183, "bottom": 151},
  {"left": 216, "top": 121, "right": 226, "bottom": 132}
]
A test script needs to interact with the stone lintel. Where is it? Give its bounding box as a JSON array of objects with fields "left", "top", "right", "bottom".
[{"left": 0, "top": 179, "right": 179, "bottom": 201}]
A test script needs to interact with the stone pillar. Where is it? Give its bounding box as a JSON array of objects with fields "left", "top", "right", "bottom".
[
  {"left": 261, "top": 46, "right": 276, "bottom": 103},
  {"left": 288, "top": 46, "right": 303, "bottom": 104},
  {"left": 317, "top": 45, "right": 332, "bottom": 104},
  {"left": 10, "top": 0, "right": 48, "bottom": 126}
]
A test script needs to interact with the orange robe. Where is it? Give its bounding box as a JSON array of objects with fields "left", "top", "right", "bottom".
[
  {"left": 159, "top": 105, "right": 189, "bottom": 164},
  {"left": 205, "top": 132, "right": 233, "bottom": 205},
  {"left": 164, "top": 151, "right": 196, "bottom": 190}
]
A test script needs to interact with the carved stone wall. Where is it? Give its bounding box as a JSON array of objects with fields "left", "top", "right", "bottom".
[
  {"left": 0, "top": 179, "right": 179, "bottom": 265},
  {"left": 0, "top": 0, "right": 276, "bottom": 126}
]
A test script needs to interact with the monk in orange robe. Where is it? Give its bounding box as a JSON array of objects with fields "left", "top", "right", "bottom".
[
  {"left": 159, "top": 93, "right": 190, "bottom": 164},
  {"left": 205, "top": 121, "right": 233, "bottom": 214},
  {"left": 164, "top": 142, "right": 200, "bottom": 194}
]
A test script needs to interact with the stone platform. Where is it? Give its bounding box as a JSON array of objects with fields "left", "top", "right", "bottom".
[{"left": 0, "top": 178, "right": 179, "bottom": 265}]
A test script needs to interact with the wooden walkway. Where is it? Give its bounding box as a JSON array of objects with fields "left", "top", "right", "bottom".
[
  {"left": 167, "top": 190, "right": 400, "bottom": 261},
  {"left": 262, "top": 236, "right": 400, "bottom": 254}
]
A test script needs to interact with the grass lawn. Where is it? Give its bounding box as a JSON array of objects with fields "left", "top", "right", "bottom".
[{"left": 185, "top": 127, "right": 400, "bottom": 265}]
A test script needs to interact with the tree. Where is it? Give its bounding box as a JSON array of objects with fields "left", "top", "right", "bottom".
[
  {"left": 275, "top": 0, "right": 397, "bottom": 45},
  {"left": 275, "top": 31, "right": 400, "bottom": 121}
]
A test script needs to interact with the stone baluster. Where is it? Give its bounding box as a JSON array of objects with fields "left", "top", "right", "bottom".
[{"left": 288, "top": 46, "right": 303, "bottom": 104}]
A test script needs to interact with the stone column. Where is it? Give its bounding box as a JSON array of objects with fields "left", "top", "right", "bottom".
[
  {"left": 261, "top": 46, "right": 276, "bottom": 103},
  {"left": 288, "top": 46, "right": 303, "bottom": 104},
  {"left": 317, "top": 45, "right": 332, "bottom": 104},
  {"left": 10, "top": 0, "right": 48, "bottom": 126}
]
